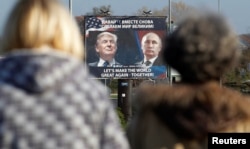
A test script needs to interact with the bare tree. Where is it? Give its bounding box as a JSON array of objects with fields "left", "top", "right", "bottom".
[
  {"left": 171, "top": 1, "right": 196, "bottom": 23},
  {"left": 135, "top": 1, "right": 196, "bottom": 23},
  {"left": 85, "top": 5, "right": 112, "bottom": 16},
  {"left": 75, "top": 16, "right": 85, "bottom": 36}
]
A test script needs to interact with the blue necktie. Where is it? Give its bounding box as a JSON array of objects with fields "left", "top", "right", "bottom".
[
  {"left": 103, "top": 61, "right": 109, "bottom": 67},
  {"left": 144, "top": 61, "right": 151, "bottom": 66}
]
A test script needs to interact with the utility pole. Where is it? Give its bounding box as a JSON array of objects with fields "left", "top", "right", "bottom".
[
  {"left": 218, "top": 0, "right": 220, "bottom": 13},
  {"left": 218, "top": 0, "right": 223, "bottom": 87},
  {"left": 69, "top": 0, "right": 72, "bottom": 16},
  {"left": 168, "top": 0, "right": 172, "bottom": 84}
]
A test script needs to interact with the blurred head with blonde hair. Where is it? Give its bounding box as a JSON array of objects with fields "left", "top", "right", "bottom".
[{"left": 1, "top": 0, "right": 84, "bottom": 59}]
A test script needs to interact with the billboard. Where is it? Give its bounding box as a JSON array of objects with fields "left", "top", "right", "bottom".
[{"left": 85, "top": 16, "right": 167, "bottom": 79}]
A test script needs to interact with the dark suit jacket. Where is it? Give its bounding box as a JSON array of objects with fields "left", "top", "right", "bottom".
[
  {"left": 152, "top": 57, "right": 165, "bottom": 66},
  {"left": 134, "top": 57, "right": 166, "bottom": 67},
  {"left": 88, "top": 60, "right": 122, "bottom": 67},
  {"left": 88, "top": 61, "right": 98, "bottom": 67}
]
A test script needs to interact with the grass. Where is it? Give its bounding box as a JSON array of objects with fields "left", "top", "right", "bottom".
[{"left": 110, "top": 93, "right": 118, "bottom": 99}]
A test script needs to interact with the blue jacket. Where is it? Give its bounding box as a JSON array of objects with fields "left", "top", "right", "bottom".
[{"left": 0, "top": 50, "right": 129, "bottom": 149}]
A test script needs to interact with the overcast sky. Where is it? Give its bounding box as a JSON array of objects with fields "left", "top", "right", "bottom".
[{"left": 1, "top": 0, "right": 250, "bottom": 35}]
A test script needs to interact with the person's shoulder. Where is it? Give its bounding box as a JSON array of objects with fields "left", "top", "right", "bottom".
[
  {"left": 133, "top": 60, "right": 143, "bottom": 67},
  {"left": 152, "top": 57, "right": 165, "bottom": 66},
  {"left": 113, "top": 60, "right": 123, "bottom": 67},
  {"left": 88, "top": 61, "right": 98, "bottom": 67},
  {"left": 113, "top": 64, "right": 123, "bottom": 67}
]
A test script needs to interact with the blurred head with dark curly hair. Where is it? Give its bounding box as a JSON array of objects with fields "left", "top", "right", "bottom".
[{"left": 163, "top": 12, "right": 241, "bottom": 83}]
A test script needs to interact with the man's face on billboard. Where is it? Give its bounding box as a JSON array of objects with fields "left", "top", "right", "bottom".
[
  {"left": 142, "top": 33, "right": 162, "bottom": 60},
  {"left": 96, "top": 34, "right": 117, "bottom": 60}
]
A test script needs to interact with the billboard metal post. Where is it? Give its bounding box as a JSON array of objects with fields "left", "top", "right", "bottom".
[{"left": 118, "top": 79, "right": 132, "bottom": 122}]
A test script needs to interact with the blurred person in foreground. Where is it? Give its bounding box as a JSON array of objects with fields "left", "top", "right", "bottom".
[
  {"left": 0, "top": 0, "right": 129, "bottom": 149},
  {"left": 127, "top": 12, "right": 250, "bottom": 149}
]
